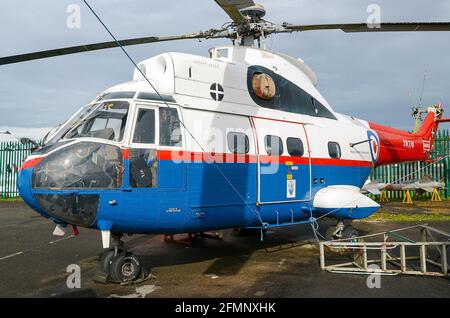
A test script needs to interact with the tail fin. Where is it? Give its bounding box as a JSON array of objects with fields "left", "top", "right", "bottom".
[
  {"left": 369, "top": 103, "right": 449, "bottom": 166},
  {"left": 417, "top": 104, "right": 442, "bottom": 142}
]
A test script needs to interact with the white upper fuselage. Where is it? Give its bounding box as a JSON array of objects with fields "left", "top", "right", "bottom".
[{"left": 97, "top": 45, "right": 376, "bottom": 165}]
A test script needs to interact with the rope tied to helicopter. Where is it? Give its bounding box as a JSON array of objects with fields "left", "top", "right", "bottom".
[{"left": 82, "top": 0, "right": 266, "bottom": 228}]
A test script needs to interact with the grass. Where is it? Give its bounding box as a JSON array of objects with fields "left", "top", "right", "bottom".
[
  {"left": 363, "top": 212, "right": 450, "bottom": 222},
  {"left": 0, "top": 197, "right": 23, "bottom": 202}
]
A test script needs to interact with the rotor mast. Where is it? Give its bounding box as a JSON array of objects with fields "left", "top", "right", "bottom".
[{"left": 215, "top": 1, "right": 270, "bottom": 47}]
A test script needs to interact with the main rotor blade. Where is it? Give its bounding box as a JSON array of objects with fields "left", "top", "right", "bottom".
[
  {"left": 284, "top": 22, "right": 450, "bottom": 33},
  {"left": 214, "top": 0, "right": 255, "bottom": 22},
  {"left": 0, "top": 31, "right": 226, "bottom": 66}
]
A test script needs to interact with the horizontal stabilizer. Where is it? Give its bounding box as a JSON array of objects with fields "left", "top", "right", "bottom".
[{"left": 361, "top": 180, "right": 384, "bottom": 195}]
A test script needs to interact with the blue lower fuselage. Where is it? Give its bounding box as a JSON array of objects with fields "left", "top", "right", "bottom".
[{"left": 19, "top": 152, "right": 375, "bottom": 234}]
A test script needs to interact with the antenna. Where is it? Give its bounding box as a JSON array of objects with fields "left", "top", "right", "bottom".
[
  {"left": 410, "top": 72, "right": 429, "bottom": 132},
  {"left": 418, "top": 72, "right": 427, "bottom": 107}
]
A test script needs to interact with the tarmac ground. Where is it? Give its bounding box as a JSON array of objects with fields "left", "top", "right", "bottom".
[{"left": 0, "top": 201, "right": 449, "bottom": 298}]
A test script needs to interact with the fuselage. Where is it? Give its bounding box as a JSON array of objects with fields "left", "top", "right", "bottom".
[{"left": 19, "top": 45, "right": 422, "bottom": 235}]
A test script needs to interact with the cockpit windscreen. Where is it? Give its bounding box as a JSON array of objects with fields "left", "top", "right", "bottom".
[{"left": 64, "top": 101, "right": 129, "bottom": 142}]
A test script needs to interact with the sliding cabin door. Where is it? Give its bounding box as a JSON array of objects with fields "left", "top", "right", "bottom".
[{"left": 251, "top": 117, "right": 311, "bottom": 204}]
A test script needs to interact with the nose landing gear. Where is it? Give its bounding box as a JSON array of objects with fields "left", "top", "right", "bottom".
[{"left": 95, "top": 233, "right": 147, "bottom": 284}]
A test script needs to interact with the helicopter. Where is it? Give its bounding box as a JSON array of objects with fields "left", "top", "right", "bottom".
[{"left": 3, "top": 0, "right": 450, "bottom": 283}]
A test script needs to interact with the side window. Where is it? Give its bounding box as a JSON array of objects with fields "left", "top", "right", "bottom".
[
  {"left": 264, "top": 135, "right": 283, "bottom": 156},
  {"left": 287, "top": 137, "right": 304, "bottom": 157},
  {"left": 247, "top": 65, "right": 336, "bottom": 120},
  {"left": 328, "top": 142, "right": 341, "bottom": 159},
  {"left": 133, "top": 108, "right": 155, "bottom": 144},
  {"left": 129, "top": 148, "right": 157, "bottom": 188},
  {"left": 227, "top": 132, "right": 249, "bottom": 154},
  {"left": 159, "top": 108, "right": 182, "bottom": 147}
]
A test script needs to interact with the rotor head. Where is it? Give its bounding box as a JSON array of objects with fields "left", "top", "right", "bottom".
[{"left": 240, "top": 3, "right": 266, "bottom": 21}]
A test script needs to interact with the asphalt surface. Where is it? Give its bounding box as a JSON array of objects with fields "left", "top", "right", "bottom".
[{"left": 0, "top": 201, "right": 449, "bottom": 298}]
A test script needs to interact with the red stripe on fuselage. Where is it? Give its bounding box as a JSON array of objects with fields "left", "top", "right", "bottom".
[
  {"left": 122, "top": 148, "right": 130, "bottom": 160},
  {"left": 20, "top": 157, "right": 44, "bottom": 170},
  {"left": 157, "top": 150, "right": 372, "bottom": 167},
  {"left": 158, "top": 150, "right": 257, "bottom": 163}
]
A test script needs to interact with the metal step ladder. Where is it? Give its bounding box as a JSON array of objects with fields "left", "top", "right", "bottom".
[{"left": 319, "top": 224, "right": 449, "bottom": 277}]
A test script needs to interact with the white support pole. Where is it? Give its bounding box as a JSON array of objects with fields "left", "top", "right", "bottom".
[
  {"left": 420, "top": 244, "right": 427, "bottom": 273},
  {"left": 441, "top": 245, "right": 448, "bottom": 275},
  {"left": 381, "top": 246, "right": 387, "bottom": 271},
  {"left": 101, "top": 230, "right": 111, "bottom": 249},
  {"left": 319, "top": 243, "right": 325, "bottom": 270},
  {"left": 400, "top": 244, "right": 406, "bottom": 272},
  {"left": 363, "top": 246, "right": 368, "bottom": 270}
]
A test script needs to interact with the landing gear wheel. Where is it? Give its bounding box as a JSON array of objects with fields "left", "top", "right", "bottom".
[
  {"left": 341, "top": 226, "right": 359, "bottom": 242},
  {"left": 325, "top": 222, "right": 359, "bottom": 241},
  {"left": 110, "top": 253, "right": 142, "bottom": 283},
  {"left": 100, "top": 249, "right": 115, "bottom": 273}
]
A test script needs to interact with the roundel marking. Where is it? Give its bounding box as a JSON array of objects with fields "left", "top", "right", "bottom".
[
  {"left": 210, "top": 83, "right": 224, "bottom": 101},
  {"left": 372, "top": 140, "right": 378, "bottom": 154},
  {"left": 367, "top": 131, "right": 380, "bottom": 164}
]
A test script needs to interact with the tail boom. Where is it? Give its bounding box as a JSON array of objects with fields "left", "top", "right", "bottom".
[{"left": 369, "top": 104, "right": 448, "bottom": 166}]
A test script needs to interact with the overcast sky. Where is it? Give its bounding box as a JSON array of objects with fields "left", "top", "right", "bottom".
[{"left": 1, "top": 0, "right": 450, "bottom": 139}]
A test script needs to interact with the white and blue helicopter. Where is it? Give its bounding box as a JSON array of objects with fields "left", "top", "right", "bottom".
[{"left": 3, "top": 0, "right": 450, "bottom": 282}]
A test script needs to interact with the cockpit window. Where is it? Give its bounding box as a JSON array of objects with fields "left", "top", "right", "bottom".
[
  {"left": 133, "top": 108, "right": 156, "bottom": 144},
  {"left": 96, "top": 91, "right": 136, "bottom": 101},
  {"left": 64, "top": 101, "right": 129, "bottom": 142},
  {"left": 44, "top": 104, "right": 97, "bottom": 145},
  {"left": 160, "top": 108, "right": 182, "bottom": 147},
  {"left": 33, "top": 142, "right": 123, "bottom": 189}
]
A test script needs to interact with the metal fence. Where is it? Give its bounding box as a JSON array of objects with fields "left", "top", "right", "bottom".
[
  {"left": 0, "top": 141, "right": 37, "bottom": 198},
  {"left": 0, "top": 130, "right": 449, "bottom": 199},
  {"left": 370, "top": 129, "right": 449, "bottom": 199}
]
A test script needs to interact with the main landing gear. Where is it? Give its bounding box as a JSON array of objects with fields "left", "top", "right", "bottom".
[
  {"left": 95, "top": 233, "right": 146, "bottom": 284},
  {"left": 325, "top": 220, "right": 359, "bottom": 241}
]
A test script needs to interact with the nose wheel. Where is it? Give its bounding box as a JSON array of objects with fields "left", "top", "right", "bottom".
[
  {"left": 109, "top": 253, "right": 142, "bottom": 282},
  {"left": 95, "top": 233, "right": 146, "bottom": 284}
]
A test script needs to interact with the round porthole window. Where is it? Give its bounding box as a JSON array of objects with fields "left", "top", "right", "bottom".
[{"left": 252, "top": 73, "right": 276, "bottom": 100}]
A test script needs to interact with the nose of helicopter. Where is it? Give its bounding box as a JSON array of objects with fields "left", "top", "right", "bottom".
[
  {"left": 18, "top": 156, "right": 49, "bottom": 218},
  {"left": 18, "top": 141, "right": 123, "bottom": 228}
]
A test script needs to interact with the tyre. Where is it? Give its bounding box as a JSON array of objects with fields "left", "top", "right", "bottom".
[
  {"left": 99, "top": 249, "right": 115, "bottom": 273},
  {"left": 110, "top": 253, "right": 142, "bottom": 282},
  {"left": 341, "top": 226, "right": 359, "bottom": 242}
]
